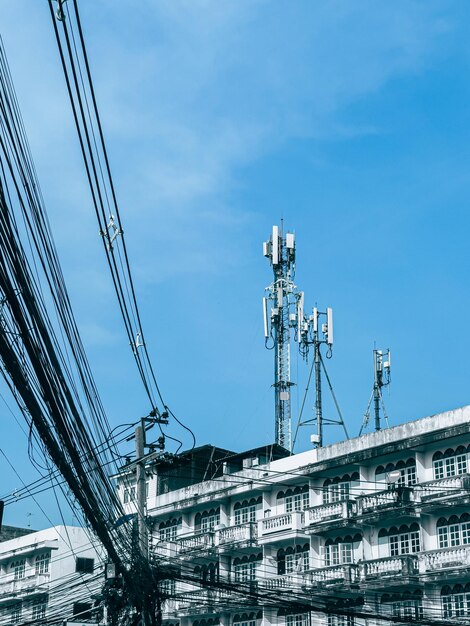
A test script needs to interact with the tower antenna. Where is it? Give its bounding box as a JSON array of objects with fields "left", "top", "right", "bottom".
[
  {"left": 263, "top": 225, "right": 300, "bottom": 451},
  {"left": 359, "top": 348, "right": 391, "bottom": 435}
]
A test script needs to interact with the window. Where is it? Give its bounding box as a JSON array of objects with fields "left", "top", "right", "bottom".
[
  {"left": 437, "top": 514, "right": 470, "bottom": 549},
  {"left": 123, "top": 485, "right": 136, "bottom": 503},
  {"left": 234, "top": 497, "right": 261, "bottom": 525},
  {"left": 285, "top": 614, "right": 309, "bottom": 626},
  {"left": 73, "top": 602, "right": 92, "bottom": 620},
  {"left": 234, "top": 554, "right": 261, "bottom": 582},
  {"left": 11, "top": 560, "right": 25, "bottom": 581},
  {"left": 10, "top": 604, "right": 21, "bottom": 625},
  {"left": 433, "top": 447, "right": 469, "bottom": 479},
  {"left": 323, "top": 473, "right": 359, "bottom": 504},
  {"left": 75, "top": 557, "right": 94, "bottom": 574},
  {"left": 382, "top": 592, "right": 423, "bottom": 621},
  {"left": 277, "top": 486, "right": 309, "bottom": 512},
  {"left": 32, "top": 598, "right": 47, "bottom": 621},
  {"left": 441, "top": 584, "right": 470, "bottom": 618},
  {"left": 159, "top": 517, "right": 182, "bottom": 542},
  {"left": 194, "top": 562, "right": 219, "bottom": 584},
  {"left": 326, "top": 599, "right": 362, "bottom": 626},
  {"left": 328, "top": 617, "right": 354, "bottom": 626},
  {"left": 35, "top": 552, "right": 50, "bottom": 575},
  {"left": 381, "top": 524, "right": 421, "bottom": 556},
  {"left": 196, "top": 508, "right": 220, "bottom": 532},
  {"left": 376, "top": 459, "right": 416, "bottom": 486},
  {"left": 233, "top": 611, "right": 261, "bottom": 626},
  {"left": 323, "top": 535, "right": 360, "bottom": 566},
  {"left": 277, "top": 545, "right": 309, "bottom": 575}
]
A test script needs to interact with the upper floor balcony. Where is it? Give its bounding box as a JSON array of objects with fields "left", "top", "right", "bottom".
[
  {"left": 306, "top": 564, "right": 359, "bottom": 587},
  {"left": 357, "top": 488, "right": 416, "bottom": 519},
  {"left": 177, "top": 532, "right": 215, "bottom": 555},
  {"left": 0, "top": 573, "right": 50, "bottom": 598},
  {"left": 217, "top": 522, "right": 257, "bottom": 551},
  {"left": 305, "top": 500, "right": 357, "bottom": 529},
  {"left": 420, "top": 545, "right": 470, "bottom": 578},
  {"left": 174, "top": 588, "right": 236, "bottom": 616},
  {"left": 260, "top": 573, "right": 304, "bottom": 590},
  {"left": 419, "top": 475, "right": 470, "bottom": 507},
  {"left": 359, "top": 555, "right": 418, "bottom": 586},
  {"left": 258, "top": 512, "right": 307, "bottom": 544}
]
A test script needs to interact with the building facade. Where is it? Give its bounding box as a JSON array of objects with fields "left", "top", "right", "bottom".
[
  {"left": 117, "top": 406, "right": 470, "bottom": 626},
  {"left": 0, "top": 525, "right": 103, "bottom": 625}
]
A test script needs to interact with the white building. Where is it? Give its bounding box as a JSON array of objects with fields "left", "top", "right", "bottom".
[
  {"left": 118, "top": 405, "right": 470, "bottom": 626},
  {"left": 0, "top": 525, "right": 103, "bottom": 625}
]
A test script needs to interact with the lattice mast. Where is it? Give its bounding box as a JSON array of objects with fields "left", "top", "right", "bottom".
[{"left": 263, "top": 225, "right": 299, "bottom": 451}]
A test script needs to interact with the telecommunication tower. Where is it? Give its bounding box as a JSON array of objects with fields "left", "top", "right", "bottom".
[
  {"left": 360, "top": 348, "right": 391, "bottom": 435},
  {"left": 263, "top": 225, "right": 300, "bottom": 451}
]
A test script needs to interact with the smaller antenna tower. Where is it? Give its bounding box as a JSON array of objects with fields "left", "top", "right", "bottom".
[
  {"left": 360, "top": 348, "right": 391, "bottom": 435},
  {"left": 293, "top": 306, "right": 348, "bottom": 448}
]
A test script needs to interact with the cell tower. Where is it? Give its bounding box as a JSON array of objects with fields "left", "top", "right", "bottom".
[
  {"left": 292, "top": 306, "right": 348, "bottom": 449},
  {"left": 360, "top": 348, "right": 391, "bottom": 435},
  {"left": 263, "top": 224, "right": 300, "bottom": 451}
]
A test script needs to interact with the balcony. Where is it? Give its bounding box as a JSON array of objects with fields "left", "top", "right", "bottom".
[
  {"left": 258, "top": 512, "right": 307, "bottom": 544},
  {"left": 305, "top": 500, "right": 356, "bottom": 527},
  {"left": 216, "top": 522, "right": 257, "bottom": 550},
  {"left": 261, "top": 573, "right": 304, "bottom": 590},
  {"left": 307, "top": 564, "right": 358, "bottom": 586},
  {"left": 419, "top": 475, "right": 470, "bottom": 506},
  {"left": 0, "top": 573, "right": 50, "bottom": 598},
  {"left": 357, "top": 488, "right": 415, "bottom": 518},
  {"left": 175, "top": 588, "right": 235, "bottom": 616},
  {"left": 421, "top": 546, "right": 470, "bottom": 576},
  {"left": 177, "top": 532, "right": 214, "bottom": 555},
  {"left": 360, "top": 555, "right": 418, "bottom": 585}
]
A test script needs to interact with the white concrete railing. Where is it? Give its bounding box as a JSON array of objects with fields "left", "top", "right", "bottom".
[
  {"left": 422, "top": 546, "right": 470, "bottom": 571},
  {"left": 217, "top": 522, "right": 257, "bottom": 545},
  {"left": 177, "top": 532, "right": 214, "bottom": 553},
  {"left": 308, "top": 564, "right": 358, "bottom": 585},
  {"left": 0, "top": 573, "right": 50, "bottom": 596},
  {"left": 361, "top": 555, "right": 418, "bottom": 579},
  {"left": 261, "top": 573, "right": 303, "bottom": 589},
  {"left": 306, "top": 500, "right": 355, "bottom": 525},
  {"left": 259, "top": 511, "right": 304, "bottom": 536},
  {"left": 419, "top": 475, "right": 469, "bottom": 500}
]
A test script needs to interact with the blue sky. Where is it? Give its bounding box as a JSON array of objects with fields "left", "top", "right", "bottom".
[{"left": 1, "top": 0, "right": 470, "bottom": 527}]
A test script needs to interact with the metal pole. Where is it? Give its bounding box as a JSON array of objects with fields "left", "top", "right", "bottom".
[
  {"left": 314, "top": 336, "right": 323, "bottom": 447},
  {"left": 135, "top": 421, "right": 148, "bottom": 560}
]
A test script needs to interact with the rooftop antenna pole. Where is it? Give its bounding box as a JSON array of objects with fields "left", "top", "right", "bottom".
[
  {"left": 360, "top": 348, "right": 391, "bottom": 435},
  {"left": 263, "top": 224, "right": 299, "bottom": 451}
]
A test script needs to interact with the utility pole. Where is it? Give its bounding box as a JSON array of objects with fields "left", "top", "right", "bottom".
[{"left": 135, "top": 420, "right": 148, "bottom": 561}]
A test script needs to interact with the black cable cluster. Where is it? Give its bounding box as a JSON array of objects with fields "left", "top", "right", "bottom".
[{"left": 46, "top": 0, "right": 195, "bottom": 454}]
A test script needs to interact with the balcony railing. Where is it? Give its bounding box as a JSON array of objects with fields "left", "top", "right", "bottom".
[
  {"left": 360, "top": 555, "right": 418, "bottom": 580},
  {"left": 261, "top": 573, "right": 304, "bottom": 589},
  {"left": 422, "top": 546, "right": 470, "bottom": 571},
  {"left": 358, "top": 488, "right": 414, "bottom": 514},
  {"left": 177, "top": 532, "right": 214, "bottom": 554},
  {"left": 306, "top": 500, "right": 356, "bottom": 525},
  {"left": 308, "top": 564, "right": 358, "bottom": 585},
  {"left": 259, "top": 512, "right": 305, "bottom": 537},
  {"left": 217, "top": 522, "right": 257, "bottom": 546},
  {"left": 0, "top": 573, "right": 50, "bottom": 597},
  {"left": 419, "top": 475, "right": 470, "bottom": 501}
]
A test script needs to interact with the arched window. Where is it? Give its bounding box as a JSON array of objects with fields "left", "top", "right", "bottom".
[
  {"left": 441, "top": 583, "right": 470, "bottom": 618},
  {"left": 195, "top": 561, "right": 219, "bottom": 584},
  {"left": 381, "top": 590, "right": 423, "bottom": 620},
  {"left": 233, "top": 611, "right": 262, "bottom": 626},
  {"left": 437, "top": 514, "right": 470, "bottom": 549},
  {"left": 278, "top": 609, "right": 309, "bottom": 626},
  {"left": 323, "top": 474, "right": 358, "bottom": 504},
  {"left": 326, "top": 596, "right": 363, "bottom": 626},
  {"left": 10, "top": 560, "right": 25, "bottom": 581},
  {"left": 375, "top": 459, "right": 416, "bottom": 487},
  {"left": 158, "top": 517, "right": 182, "bottom": 542},
  {"left": 323, "top": 534, "right": 361, "bottom": 567},
  {"left": 233, "top": 553, "right": 262, "bottom": 582},
  {"left": 277, "top": 544, "right": 310, "bottom": 575},
  {"left": 278, "top": 485, "right": 309, "bottom": 512},
  {"left": 378, "top": 523, "right": 420, "bottom": 556},
  {"left": 433, "top": 447, "right": 468, "bottom": 479},
  {"left": 195, "top": 508, "right": 220, "bottom": 532},
  {"left": 233, "top": 497, "right": 262, "bottom": 524}
]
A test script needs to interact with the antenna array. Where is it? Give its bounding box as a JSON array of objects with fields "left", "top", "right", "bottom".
[{"left": 360, "top": 348, "right": 391, "bottom": 435}]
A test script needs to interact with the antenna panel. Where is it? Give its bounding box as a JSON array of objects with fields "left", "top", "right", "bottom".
[
  {"left": 262, "top": 297, "right": 269, "bottom": 338},
  {"left": 263, "top": 241, "right": 270, "bottom": 258},
  {"left": 272, "top": 225, "right": 279, "bottom": 265},
  {"left": 313, "top": 307, "right": 318, "bottom": 333},
  {"left": 286, "top": 232, "right": 295, "bottom": 249},
  {"left": 297, "top": 292, "right": 304, "bottom": 341},
  {"left": 326, "top": 307, "right": 334, "bottom": 345}
]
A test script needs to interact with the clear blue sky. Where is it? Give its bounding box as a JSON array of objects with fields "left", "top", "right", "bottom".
[{"left": 1, "top": 0, "right": 470, "bottom": 527}]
